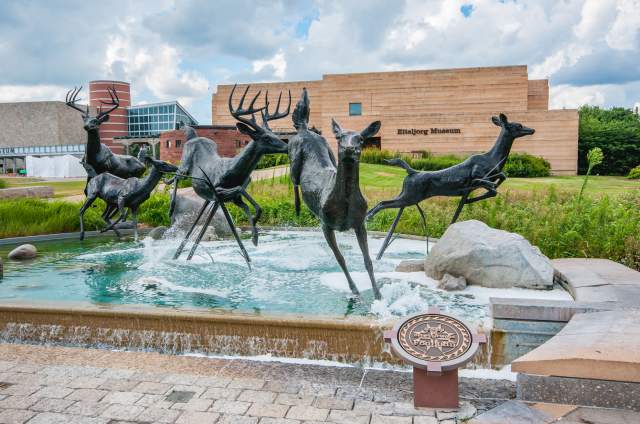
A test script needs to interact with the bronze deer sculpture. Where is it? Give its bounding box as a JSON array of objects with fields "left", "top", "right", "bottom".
[
  {"left": 169, "top": 84, "right": 290, "bottom": 264},
  {"left": 289, "top": 88, "right": 382, "bottom": 300},
  {"left": 367, "top": 113, "right": 535, "bottom": 259},
  {"left": 79, "top": 148, "right": 177, "bottom": 241},
  {"left": 65, "top": 86, "right": 146, "bottom": 188}
]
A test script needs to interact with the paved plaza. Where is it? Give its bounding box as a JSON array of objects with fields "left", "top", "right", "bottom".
[{"left": 0, "top": 343, "right": 513, "bottom": 424}]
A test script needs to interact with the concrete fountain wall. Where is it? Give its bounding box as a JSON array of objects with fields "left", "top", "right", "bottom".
[{"left": 0, "top": 300, "right": 492, "bottom": 368}]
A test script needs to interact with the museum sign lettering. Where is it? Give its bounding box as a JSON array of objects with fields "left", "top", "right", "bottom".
[{"left": 397, "top": 128, "right": 461, "bottom": 135}]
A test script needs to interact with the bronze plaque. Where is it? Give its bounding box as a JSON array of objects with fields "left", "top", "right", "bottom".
[{"left": 397, "top": 314, "right": 472, "bottom": 362}]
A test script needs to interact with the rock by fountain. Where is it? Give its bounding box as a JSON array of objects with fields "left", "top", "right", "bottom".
[
  {"left": 8, "top": 244, "right": 37, "bottom": 260},
  {"left": 425, "top": 220, "right": 554, "bottom": 289},
  {"left": 438, "top": 273, "right": 467, "bottom": 291}
]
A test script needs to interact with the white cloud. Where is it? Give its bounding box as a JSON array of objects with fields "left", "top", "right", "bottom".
[
  {"left": 606, "top": 0, "right": 640, "bottom": 50},
  {"left": 252, "top": 50, "right": 287, "bottom": 79},
  {"left": 0, "top": 85, "right": 69, "bottom": 103},
  {"left": 550, "top": 84, "right": 606, "bottom": 109}
]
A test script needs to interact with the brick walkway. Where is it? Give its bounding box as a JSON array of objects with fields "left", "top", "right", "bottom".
[{"left": 0, "top": 344, "right": 514, "bottom": 423}]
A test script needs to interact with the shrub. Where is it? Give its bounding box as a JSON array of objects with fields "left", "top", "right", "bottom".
[
  {"left": 361, "top": 149, "right": 550, "bottom": 177},
  {"left": 578, "top": 106, "right": 640, "bottom": 175},
  {"left": 0, "top": 179, "right": 7, "bottom": 189},
  {"left": 256, "top": 153, "right": 289, "bottom": 169},
  {"left": 628, "top": 165, "right": 640, "bottom": 179},
  {"left": 503, "top": 153, "right": 551, "bottom": 177}
]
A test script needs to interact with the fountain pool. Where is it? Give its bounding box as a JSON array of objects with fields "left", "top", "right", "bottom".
[{"left": 0, "top": 230, "right": 570, "bottom": 326}]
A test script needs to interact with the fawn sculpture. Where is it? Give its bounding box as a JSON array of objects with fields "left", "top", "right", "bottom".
[
  {"left": 289, "top": 88, "right": 382, "bottom": 299},
  {"left": 79, "top": 148, "right": 177, "bottom": 241},
  {"left": 65, "top": 86, "right": 146, "bottom": 187},
  {"left": 169, "top": 85, "right": 290, "bottom": 264},
  {"left": 367, "top": 113, "right": 535, "bottom": 259}
]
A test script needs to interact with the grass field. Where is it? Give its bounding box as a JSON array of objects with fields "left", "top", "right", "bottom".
[
  {"left": 2, "top": 165, "right": 638, "bottom": 199},
  {"left": 0, "top": 177, "right": 86, "bottom": 198}
]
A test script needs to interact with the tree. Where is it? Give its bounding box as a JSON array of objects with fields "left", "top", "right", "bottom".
[{"left": 578, "top": 106, "right": 640, "bottom": 175}]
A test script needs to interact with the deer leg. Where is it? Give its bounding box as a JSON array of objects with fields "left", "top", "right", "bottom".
[
  {"left": 219, "top": 200, "right": 252, "bottom": 270},
  {"left": 451, "top": 192, "right": 471, "bottom": 224},
  {"left": 186, "top": 201, "right": 220, "bottom": 261},
  {"left": 240, "top": 189, "right": 262, "bottom": 224},
  {"left": 355, "top": 224, "right": 381, "bottom": 300},
  {"left": 294, "top": 185, "right": 301, "bottom": 216},
  {"left": 322, "top": 226, "right": 360, "bottom": 297},
  {"left": 466, "top": 188, "right": 498, "bottom": 204},
  {"left": 366, "top": 198, "right": 409, "bottom": 221},
  {"left": 78, "top": 195, "right": 97, "bottom": 241},
  {"left": 376, "top": 207, "right": 405, "bottom": 260},
  {"left": 102, "top": 204, "right": 122, "bottom": 238},
  {"left": 233, "top": 197, "right": 258, "bottom": 246},
  {"left": 173, "top": 200, "right": 210, "bottom": 260},
  {"left": 101, "top": 198, "right": 127, "bottom": 235}
]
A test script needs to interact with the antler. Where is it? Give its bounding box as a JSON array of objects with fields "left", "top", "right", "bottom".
[
  {"left": 65, "top": 86, "right": 89, "bottom": 116},
  {"left": 228, "top": 84, "right": 265, "bottom": 131},
  {"left": 262, "top": 89, "right": 291, "bottom": 129},
  {"left": 96, "top": 85, "right": 120, "bottom": 119}
]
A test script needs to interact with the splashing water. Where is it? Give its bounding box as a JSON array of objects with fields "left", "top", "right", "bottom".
[{"left": 0, "top": 230, "right": 570, "bottom": 324}]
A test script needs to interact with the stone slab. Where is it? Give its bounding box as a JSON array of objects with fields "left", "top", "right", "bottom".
[
  {"left": 560, "top": 406, "right": 640, "bottom": 423},
  {"left": 490, "top": 298, "right": 613, "bottom": 322},
  {"left": 512, "top": 309, "right": 640, "bottom": 383},
  {"left": 468, "top": 400, "right": 554, "bottom": 423},
  {"left": 517, "top": 373, "right": 640, "bottom": 411}
]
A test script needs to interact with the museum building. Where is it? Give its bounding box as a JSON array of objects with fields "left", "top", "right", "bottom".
[{"left": 211, "top": 65, "right": 579, "bottom": 174}]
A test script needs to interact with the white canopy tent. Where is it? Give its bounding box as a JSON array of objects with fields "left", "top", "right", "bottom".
[{"left": 26, "top": 155, "right": 87, "bottom": 178}]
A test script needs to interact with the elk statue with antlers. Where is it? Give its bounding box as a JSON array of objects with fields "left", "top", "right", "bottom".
[
  {"left": 169, "top": 84, "right": 291, "bottom": 264},
  {"left": 65, "top": 86, "right": 146, "bottom": 189}
]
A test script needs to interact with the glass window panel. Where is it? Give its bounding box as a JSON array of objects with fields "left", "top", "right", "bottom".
[{"left": 349, "top": 102, "right": 362, "bottom": 116}]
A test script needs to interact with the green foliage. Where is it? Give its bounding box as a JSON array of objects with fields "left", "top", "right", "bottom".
[
  {"left": 0, "top": 179, "right": 7, "bottom": 189},
  {"left": 503, "top": 153, "right": 551, "bottom": 177},
  {"left": 138, "top": 193, "right": 171, "bottom": 227},
  {"left": 580, "top": 147, "right": 605, "bottom": 199},
  {"left": 360, "top": 149, "right": 550, "bottom": 177},
  {"left": 578, "top": 106, "right": 640, "bottom": 175},
  {"left": 255, "top": 153, "right": 289, "bottom": 169},
  {"left": 0, "top": 198, "right": 104, "bottom": 238},
  {"left": 627, "top": 165, "right": 640, "bottom": 179}
]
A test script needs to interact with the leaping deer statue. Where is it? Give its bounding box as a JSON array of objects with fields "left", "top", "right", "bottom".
[
  {"left": 289, "top": 88, "right": 382, "bottom": 300},
  {"left": 366, "top": 113, "right": 535, "bottom": 259},
  {"left": 65, "top": 86, "right": 146, "bottom": 189},
  {"left": 169, "top": 84, "right": 290, "bottom": 264}
]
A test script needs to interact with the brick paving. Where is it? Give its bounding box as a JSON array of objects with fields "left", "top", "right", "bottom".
[{"left": 0, "top": 343, "right": 515, "bottom": 423}]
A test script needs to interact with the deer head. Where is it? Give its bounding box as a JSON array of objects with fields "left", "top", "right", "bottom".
[
  {"left": 228, "top": 84, "right": 290, "bottom": 154},
  {"left": 491, "top": 113, "right": 535, "bottom": 139},
  {"left": 331, "top": 119, "right": 381, "bottom": 162},
  {"left": 65, "top": 85, "right": 120, "bottom": 132}
]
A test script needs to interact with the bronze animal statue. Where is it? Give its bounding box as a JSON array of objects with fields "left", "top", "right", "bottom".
[
  {"left": 65, "top": 86, "right": 146, "bottom": 189},
  {"left": 79, "top": 148, "right": 177, "bottom": 241},
  {"left": 289, "top": 88, "right": 382, "bottom": 300},
  {"left": 367, "top": 113, "right": 535, "bottom": 259},
  {"left": 169, "top": 84, "right": 290, "bottom": 263}
]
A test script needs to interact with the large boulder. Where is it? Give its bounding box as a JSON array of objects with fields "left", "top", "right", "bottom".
[
  {"left": 8, "top": 244, "right": 37, "bottom": 260},
  {"left": 169, "top": 188, "right": 232, "bottom": 238},
  {"left": 424, "top": 220, "right": 554, "bottom": 289}
]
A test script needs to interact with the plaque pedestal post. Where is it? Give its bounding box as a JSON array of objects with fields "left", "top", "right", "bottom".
[{"left": 413, "top": 368, "right": 459, "bottom": 408}]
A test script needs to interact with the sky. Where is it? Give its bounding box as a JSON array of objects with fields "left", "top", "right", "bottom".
[{"left": 0, "top": 0, "right": 639, "bottom": 123}]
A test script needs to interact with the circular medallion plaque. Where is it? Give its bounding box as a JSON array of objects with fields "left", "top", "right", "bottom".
[
  {"left": 397, "top": 314, "right": 472, "bottom": 362},
  {"left": 384, "top": 309, "right": 486, "bottom": 372}
]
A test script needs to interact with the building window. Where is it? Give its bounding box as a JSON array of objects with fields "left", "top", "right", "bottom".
[
  {"left": 175, "top": 140, "right": 182, "bottom": 149},
  {"left": 349, "top": 102, "right": 362, "bottom": 116},
  {"left": 166, "top": 140, "right": 171, "bottom": 149}
]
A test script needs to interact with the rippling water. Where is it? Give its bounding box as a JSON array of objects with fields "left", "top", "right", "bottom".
[{"left": 0, "top": 230, "right": 571, "bottom": 323}]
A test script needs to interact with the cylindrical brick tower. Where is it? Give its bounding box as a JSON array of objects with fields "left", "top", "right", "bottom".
[{"left": 89, "top": 80, "right": 131, "bottom": 154}]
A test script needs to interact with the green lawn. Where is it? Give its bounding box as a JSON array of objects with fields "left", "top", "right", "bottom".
[
  {"left": 0, "top": 177, "right": 86, "bottom": 198},
  {"left": 359, "top": 163, "right": 640, "bottom": 197}
]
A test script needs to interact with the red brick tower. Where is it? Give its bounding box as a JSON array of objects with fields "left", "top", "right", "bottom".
[{"left": 89, "top": 80, "right": 130, "bottom": 154}]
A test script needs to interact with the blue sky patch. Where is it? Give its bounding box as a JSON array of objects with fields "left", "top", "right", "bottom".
[{"left": 461, "top": 4, "right": 474, "bottom": 18}]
